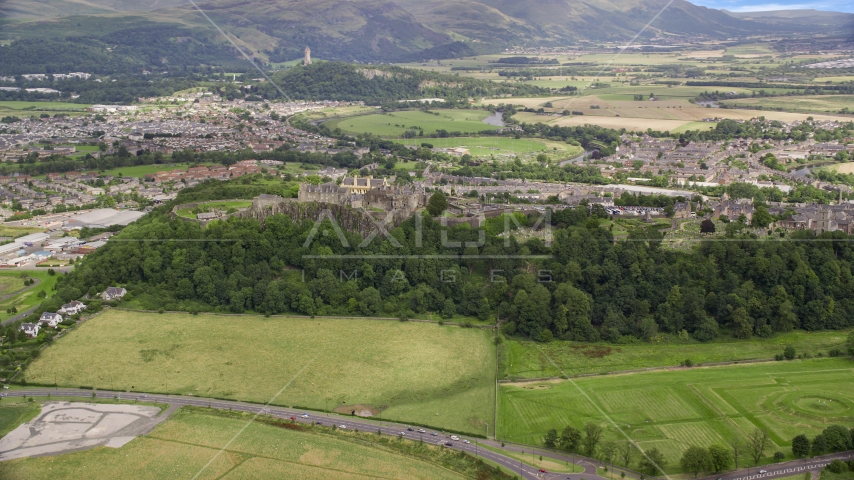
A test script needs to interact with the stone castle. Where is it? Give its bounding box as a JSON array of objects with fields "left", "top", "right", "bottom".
[{"left": 298, "top": 175, "right": 428, "bottom": 219}]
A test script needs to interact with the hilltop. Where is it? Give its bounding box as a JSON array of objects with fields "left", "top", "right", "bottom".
[{"left": 1, "top": 0, "right": 852, "bottom": 67}]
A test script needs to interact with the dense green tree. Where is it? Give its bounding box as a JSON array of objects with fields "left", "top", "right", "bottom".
[
  {"left": 544, "top": 429, "right": 558, "bottom": 449},
  {"left": 582, "top": 423, "right": 603, "bottom": 456},
  {"left": 791, "top": 434, "right": 810, "bottom": 458},
  {"left": 708, "top": 444, "right": 733, "bottom": 473},
  {"left": 426, "top": 192, "right": 449, "bottom": 216},
  {"left": 559, "top": 426, "right": 582, "bottom": 453},
  {"left": 681, "top": 446, "right": 712, "bottom": 478},
  {"left": 638, "top": 447, "right": 666, "bottom": 475}
]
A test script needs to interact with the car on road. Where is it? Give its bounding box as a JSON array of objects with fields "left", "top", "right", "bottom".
[
  {"left": 759, "top": 470, "right": 767, "bottom": 474},
  {"left": 463, "top": 439, "right": 470, "bottom": 444},
  {"left": 2, "top": 386, "right": 8, "bottom": 389},
  {"left": 301, "top": 414, "right": 309, "bottom": 418},
  {"left": 139, "top": 394, "right": 147, "bottom": 398},
  {"left": 339, "top": 425, "right": 346, "bottom": 429},
  {"left": 399, "top": 432, "right": 406, "bottom": 436},
  {"left": 445, "top": 442, "right": 453, "bottom": 446},
  {"left": 290, "top": 416, "right": 296, "bottom": 421},
  {"left": 430, "top": 431, "right": 438, "bottom": 436},
  {"left": 407, "top": 427, "right": 414, "bottom": 431},
  {"left": 0, "top": 393, "right": 6, "bottom": 397},
  {"left": 450, "top": 435, "right": 460, "bottom": 441},
  {"left": 539, "top": 469, "right": 548, "bottom": 473},
  {"left": 418, "top": 428, "right": 426, "bottom": 433},
  {"left": 315, "top": 421, "right": 322, "bottom": 425}
]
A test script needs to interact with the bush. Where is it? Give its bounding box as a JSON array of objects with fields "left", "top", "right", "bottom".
[
  {"left": 682, "top": 359, "right": 694, "bottom": 367},
  {"left": 828, "top": 460, "right": 848, "bottom": 474},
  {"left": 775, "top": 354, "right": 784, "bottom": 361},
  {"left": 774, "top": 452, "right": 785, "bottom": 461},
  {"left": 784, "top": 345, "right": 796, "bottom": 360},
  {"left": 829, "top": 349, "right": 842, "bottom": 357}
]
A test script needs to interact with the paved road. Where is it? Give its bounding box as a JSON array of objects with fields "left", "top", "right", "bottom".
[
  {"left": 0, "top": 305, "right": 38, "bottom": 326},
  {"left": 3, "top": 388, "right": 853, "bottom": 480},
  {"left": 4, "top": 388, "right": 564, "bottom": 479},
  {"left": 698, "top": 454, "right": 854, "bottom": 480}
]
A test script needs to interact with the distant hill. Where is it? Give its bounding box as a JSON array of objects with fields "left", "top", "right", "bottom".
[
  {"left": 1, "top": 0, "right": 852, "bottom": 69},
  {"left": 722, "top": 8, "right": 854, "bottom": 30},
  {"left": 0, "top": 0, "right": 186, "bottom": 18}
]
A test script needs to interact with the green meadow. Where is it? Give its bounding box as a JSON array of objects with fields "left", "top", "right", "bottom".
[{"left": 498, "top": 358, "right": 854, "bottom": 473}]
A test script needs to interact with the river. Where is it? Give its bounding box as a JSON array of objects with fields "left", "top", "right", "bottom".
[{"left": 482, "top": 112, "right": 505, "bottom": 127}]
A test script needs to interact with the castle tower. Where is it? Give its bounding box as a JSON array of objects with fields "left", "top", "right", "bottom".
[{"left": 303, "top": 47, "right": 312, "bottom": 66}]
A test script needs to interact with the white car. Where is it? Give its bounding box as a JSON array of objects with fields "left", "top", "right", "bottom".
[
  {"left": 759, "top": 470, "right": 767, "bottom": 474},
  {"left": 463, "top": 440, "right": 471, "bottom": 444},
  {"left": 301, "top": 414, "right": 309, "bottom": 418},
  {"left": 339, "top": 425, "right": 346, "bottom": 429},
  {"left": 450, "top": 435, "right": 460, "bottom": 441},
  {"left": 418, "top": 429, "right": 426, "bottom": 433}
]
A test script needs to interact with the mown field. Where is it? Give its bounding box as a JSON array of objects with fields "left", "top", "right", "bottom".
[
  {"left": 719, "top": 95, "right": 854, "bottom": 114},
  {"left": 175, "top": 200, "right": 253, "bottom": 219},
  {"left": 503, "top": 329, "right": 851, "bottom": 379},
  {"left": 326, "top": 109, "right": 500, "bottom": 137},
  {"left": 393, "top": 136, "right": 582, "bottom": 158},
  {"left": 25, "top": 310, "right": 497, "bottom": 435},
  {"left": 0, "top": 407, "right": 467, "bottom": 480},
  {"left": 498, "top": 358, "right": 854, "bottom": 473},
  {"left": 0, "top": 100, "right": 91, "bottom": 117}
]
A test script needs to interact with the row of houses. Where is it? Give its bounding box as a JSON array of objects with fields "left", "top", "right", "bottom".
[{"left": 20, "top": 287, "right": 126, "bottom": 338}]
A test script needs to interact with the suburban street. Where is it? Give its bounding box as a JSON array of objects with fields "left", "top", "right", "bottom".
[{"left": 2, "top": 388, "right": 852, "bottom": 480}]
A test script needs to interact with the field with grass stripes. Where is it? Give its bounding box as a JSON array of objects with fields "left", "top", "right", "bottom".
[{"left": 498, "top": 358, "right": 854, "bottom": 474}]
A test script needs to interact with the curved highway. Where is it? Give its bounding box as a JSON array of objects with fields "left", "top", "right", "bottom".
[{"left": 3, "top": 388, "right": 852, "bottom": 480}]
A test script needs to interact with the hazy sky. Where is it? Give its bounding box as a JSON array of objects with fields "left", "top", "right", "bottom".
[{"left": 691, "top": 0, "right": 854, "bottom": 12}]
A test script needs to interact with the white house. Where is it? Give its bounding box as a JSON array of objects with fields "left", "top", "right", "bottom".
[
  {"left": 59, "top": 300, "right": 86, "bottom": 315},
  {"left": 102, "top": 287, "right": 127, "bottom": 301},
  {"left": 20, "top": 323, "right": 40, "bottom": 338},
  {"left": 38, "top": 312, "right": 62, "bottom": 328}
]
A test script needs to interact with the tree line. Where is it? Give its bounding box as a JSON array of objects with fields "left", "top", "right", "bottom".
[{"left": 45, "top": 176, "right": 854, "bottom": 343}]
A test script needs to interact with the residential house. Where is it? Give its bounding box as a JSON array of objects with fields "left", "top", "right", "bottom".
[
  {"left": 59, "top": 300, "right": 86, "bottom": 315},
  {"left": 38, "top": 312, "right": 63, "bottom": 328},
  {"left": 102, "top": 286, "right": 127, "bottom": 301},
  {"left": 20, "top": 323, "right": 40, "bottom": 338}
]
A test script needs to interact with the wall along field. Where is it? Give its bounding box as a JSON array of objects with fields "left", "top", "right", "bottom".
[
  {"left": 498, "top": 358, "right": 854, "bottom": 473},
  {"left": 24, "top": 310, "right": 496, "bottom": 435}
]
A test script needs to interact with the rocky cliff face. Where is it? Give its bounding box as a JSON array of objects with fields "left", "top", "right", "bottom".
[{"left": 241, "top": 196, "right": 406, "bottom": 239}]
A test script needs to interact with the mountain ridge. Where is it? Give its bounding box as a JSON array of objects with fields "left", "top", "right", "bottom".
[{"left": 1, "top": 0, "right": 851, "bottom": 66}]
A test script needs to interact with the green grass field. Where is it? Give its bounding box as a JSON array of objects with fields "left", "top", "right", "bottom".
[
  {"left": 0, "top": 270, "right": 61, "bottom": 323},
  {"left": 503, "top": 329, "right": 850, "bottom": 379},
  {"left": 92, "top": 163, "right": 218, "bottom": 179},
  {"left": 720, "top": 95, "right": 854, "bottom": 114},
  {"left": 498, "top": 358, "right": 854, "bottom": 473},
  {"left": 25, "top": 310, "right": 497, "bottom": 435},
  {"left": 326, "top": 109, "right": 500, "bottom": 137},
  {"left": 175, "top": 200, "right": 253, "bottom": 219},
  {"left": 0, "top": 407, "right": 467, "bottom": 480},
  {"left": 393, "top": 136, "right": 582, "bottom": 158},
  {"left": 0, "top": 101, "right": 91, "bottom": 117},
  {"left": 0, "top": 404, "right": 40, "bottom": 438}
]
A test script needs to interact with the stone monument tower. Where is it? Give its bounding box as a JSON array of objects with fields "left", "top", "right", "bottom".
[{"left": 303, "top": 47, "right": 312, "bottom": 66}]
